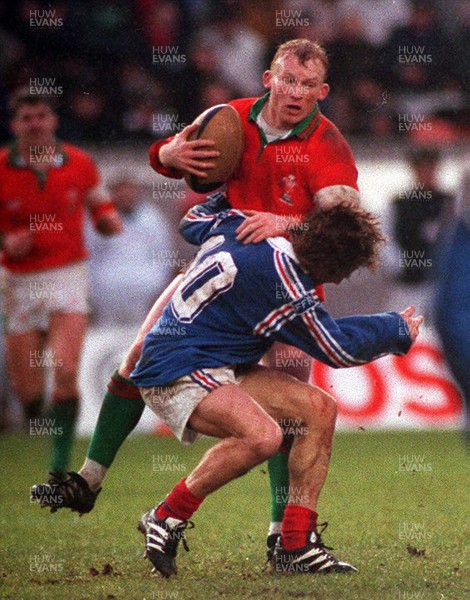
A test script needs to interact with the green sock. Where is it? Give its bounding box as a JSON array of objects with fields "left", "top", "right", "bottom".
[
  {"left": 24, "top": 395, "right": 44, "bottom": 422},
  {"left": 268, "top": 451, "right": 290, "bottom": 523},
  {"left": 48, "top": 397, "right": 79, "bottom": 474},
  {"left": 86, "top": 371, "right": 145, "bottom": 468}
]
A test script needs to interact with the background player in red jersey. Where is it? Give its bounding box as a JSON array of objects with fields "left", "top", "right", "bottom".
[{"left": 0, "top": 90, "right": 122, "bottom": 479}]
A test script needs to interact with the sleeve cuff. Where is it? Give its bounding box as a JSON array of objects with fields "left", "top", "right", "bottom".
[
  {"left": 149, "top": 140, "right": 184, "bottom": 179},
  {"left": 90, "top": 201, "right": 119, "bottom": 226}
]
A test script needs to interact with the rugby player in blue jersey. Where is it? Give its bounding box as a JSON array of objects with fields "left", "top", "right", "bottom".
[{"left": 128, "top": 195, "right": 423, "bottom": 577}]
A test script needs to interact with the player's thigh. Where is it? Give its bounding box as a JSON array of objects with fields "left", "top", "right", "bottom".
[
  {"left": 189, "top": 382, "right": 279, "bottom": 440},
  {"left": 239, "top": 364, "right": 327, "bottom": 424},
  {"left": 5, "top": 330, "right": 46, "bottom": 398},
  {"left": 264, "top": 342, "right": 312, "bottom": 382},
  {"left": 47, "top": 312, "right": 87, "bottom": 374}
]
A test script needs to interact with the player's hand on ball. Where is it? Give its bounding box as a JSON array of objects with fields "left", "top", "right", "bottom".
[
  {"left": 159, "top": 123, "right": 220, "bottom": 178},
  {"left": 400, "top": 306, "right": 424, "bottom": 342},
  {"left": 236, "top": 211, "right": 282, "bottom": 244}
]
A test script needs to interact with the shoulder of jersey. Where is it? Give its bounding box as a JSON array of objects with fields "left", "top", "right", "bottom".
[
  {"left": 228, "top": 97, "right": 259, "bottom": 117},
  {"left": 0, "top": 146, "right": 10, "bottom": 164},
  {"left": 61, "top": 142, "right": 95, "bottom": 163},
  {"left": 313, "top": 114, "right": 349, "bottom": 144},
  {"left": 266, "top": 237, "right": 300, "bottom": 264}
]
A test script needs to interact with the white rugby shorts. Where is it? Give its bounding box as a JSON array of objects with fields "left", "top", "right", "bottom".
[
  {"left": 2, "top": 261, "right": 90, "bottom": 334},
  {"left": 139, "top": 366, "right": 244, "bottom": 445}
]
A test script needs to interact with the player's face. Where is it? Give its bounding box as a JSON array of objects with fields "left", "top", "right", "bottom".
[
  {"left": 263, "top": 55, "right": 329, "bottom": 130},
  {"left": 11, "top": 103, "right": 58, "bottom": 146}
]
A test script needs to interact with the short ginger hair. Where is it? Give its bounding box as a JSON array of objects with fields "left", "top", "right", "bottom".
[{"left": 270, "top": 39, "right": 329, "bottom": 80}]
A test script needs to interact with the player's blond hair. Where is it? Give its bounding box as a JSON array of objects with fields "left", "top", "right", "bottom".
[{"left": 270, "top": 39, "right": 329, "bottom": 80}]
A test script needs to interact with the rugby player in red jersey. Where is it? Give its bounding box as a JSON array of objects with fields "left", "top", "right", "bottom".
[
  {"left": 0, "top": 90, "right": 122, "bottom": 480},
  {"left": 149, "top": 38, "right": 360, "bottom": 557}
]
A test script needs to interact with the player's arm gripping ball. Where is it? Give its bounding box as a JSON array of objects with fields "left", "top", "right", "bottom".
[{"left": 159, "top": 123, "right": 220, "bottom": 179}]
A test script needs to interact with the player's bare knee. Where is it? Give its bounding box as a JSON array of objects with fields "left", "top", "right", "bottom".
[
  {"left": 121, "top": 340, "right": 142, "bottom": 375},
  {"left": 12, "top": 386, "right": 44, "bottom": 404},
  {"left": 248, "top": 421, "right": 282, "bottom": 461},
  {"left": 8, "top": 372, "right": 43, "bottom": 402},
  {"left": 307, "top": 387, "right": 337, "bottom": 427},
  {"left": 54, "top": 365, "right": 79, "bottom": 396}
]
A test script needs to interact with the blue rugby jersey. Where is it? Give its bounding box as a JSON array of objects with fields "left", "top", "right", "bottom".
[{"left": 131, "top": 196, "right": 412, "bottom": 387}]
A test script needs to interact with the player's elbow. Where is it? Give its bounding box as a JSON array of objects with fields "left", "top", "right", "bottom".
[
  {"left": 178, "top": 220, "right": 193, "bottom": 240},
  {"left": 322, "top": 352, "right": 359, "bottom": 369}
]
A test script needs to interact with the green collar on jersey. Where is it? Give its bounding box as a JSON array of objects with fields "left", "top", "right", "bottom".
[
  {"left": 7, "top": 141, "right": 68, "bottom": 189},
  {"left": 248, "top": 93, "right": 321, "bottom": 157}
]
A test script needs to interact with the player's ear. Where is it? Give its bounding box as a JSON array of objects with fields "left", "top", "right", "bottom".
[
  {"left": 318, "top": 83, "right": 330, "bottom": 101},
  {"left": 263, "top": 70, "right": 273, "bottom": 91},
  {"left": 10, "top": 118, "right": 18, "bottom": 136},
  {"left": 50, "top": 112, "right": 59, "bottom": 132}
]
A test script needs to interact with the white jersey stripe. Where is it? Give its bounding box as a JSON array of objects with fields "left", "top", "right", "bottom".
[
  {"left": 254, "top": 303, "right": 296, "bottom": 337},
  {"left": 303, "top": 309, "right": 367, "bottom": 366},
  {"left": 274, "top": 251, "right": 302, "bottom": 300}
]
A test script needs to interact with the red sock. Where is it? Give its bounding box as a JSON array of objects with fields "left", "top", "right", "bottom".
[
  {"left": 281, "top": 505, "right": 318, "bottom": 551},
  {"left": 156, "top": 478, "right": 204, "bottom": 521}
]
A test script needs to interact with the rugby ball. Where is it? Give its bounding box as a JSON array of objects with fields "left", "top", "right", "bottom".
[{"left": 184, "top": 104, "right": 244, "bottom": 193}]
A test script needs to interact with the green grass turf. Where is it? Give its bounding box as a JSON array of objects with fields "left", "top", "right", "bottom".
[{"left": 0, "top": 430, "right": 468, "bottom": 600}]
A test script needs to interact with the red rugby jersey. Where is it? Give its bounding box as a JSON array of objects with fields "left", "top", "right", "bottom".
[
  {"left": 149, "top": 96, "right": 359, "bottom": 303},
  {"left": 0, "top": 143, "right": 100, "bottom": 273},
  {"left": 149, "top": 94, "right": 359, "bottom": 218}
]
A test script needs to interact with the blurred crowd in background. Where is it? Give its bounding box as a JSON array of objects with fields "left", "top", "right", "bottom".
[
  {"left": 0, "top": 0, "right": 468, "bottom": 428},
  {"left": 0, "top": 0, "right": 469, "bottom": 144}
]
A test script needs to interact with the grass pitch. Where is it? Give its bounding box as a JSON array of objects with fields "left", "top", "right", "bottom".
[{"left": 0, "top": 430, "right": 468, "bottom": 600}]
